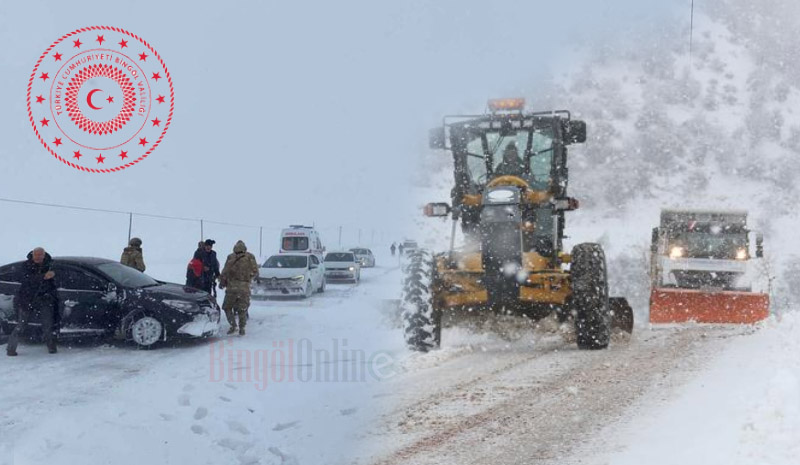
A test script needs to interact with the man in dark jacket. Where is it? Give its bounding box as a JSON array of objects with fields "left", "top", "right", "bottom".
[
  {"left": 7, "top": 247, "right": 59, "bottom": 356},
  {"left": 494, "top": 142, "right": 526, "bottom": 177},
  {"left": 199, "top": 239, "right": 220, "bottom": 294}
]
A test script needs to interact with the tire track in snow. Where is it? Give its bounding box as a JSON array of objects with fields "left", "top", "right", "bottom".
[{"left": 371, "top": 326, "right": 748, "bottom": 465}]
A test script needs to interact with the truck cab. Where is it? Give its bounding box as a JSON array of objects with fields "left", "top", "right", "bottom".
[{"left": 651, "top": 210, "right": 763, "bottom": 290}]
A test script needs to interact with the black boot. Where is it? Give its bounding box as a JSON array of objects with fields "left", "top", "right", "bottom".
[{"left": 47, "top": 341, "right": 57, "bottom": 354}]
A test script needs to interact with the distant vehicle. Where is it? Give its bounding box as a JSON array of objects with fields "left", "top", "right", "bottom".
[
  {"left": 401, "top": 240, "right": 418, "bottom": 255},
  {"left": 649, "top": 209, "right": 769, "bottom": 324},
  {"left": 253, "top": 254, "right": 325, "bottom": 298},
  {"left": 0, "top": 257, "right": 220, "bottom": 348},
  {"left": 349, "top": 248, "right": 376, "bottom": 267},
  {"left": 324, "top": 251, "right": 361, "bottom": 283},
  {"left": 279, "top": 225, "right": 325, "bottom": 258}
]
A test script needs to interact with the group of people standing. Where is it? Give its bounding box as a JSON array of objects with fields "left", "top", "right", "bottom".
[
  {"left": 122, "top": 237, "right": 258, "bottom": 336},
  {"left": 5, "top": 237, "right": 260, "bottom": 356},
  {"left": 119, "top": 237, "right": 222, "bottom": 291},
  {"left": 184, "top": 238, "right": 258, "bottom": 336}
]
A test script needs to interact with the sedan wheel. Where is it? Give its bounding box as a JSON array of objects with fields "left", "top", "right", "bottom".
[{"left": 131, "top": 316, "right": 163, "bottom": 348}]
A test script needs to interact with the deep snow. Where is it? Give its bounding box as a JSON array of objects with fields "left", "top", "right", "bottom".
[
  {"left": 0, "top": 249, "right": 409, "bottom": 465},
  {"left": 599, "top": 314, "right": 800, "bottom": 465}
]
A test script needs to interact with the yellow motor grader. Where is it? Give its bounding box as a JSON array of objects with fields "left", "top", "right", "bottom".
[{"left": 401, "top": 99, "right": 633, "bottom": 351}]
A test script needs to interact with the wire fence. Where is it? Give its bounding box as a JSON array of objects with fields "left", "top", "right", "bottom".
[{"left": 0, "top": 196, "right": 394, "bottom": 270}]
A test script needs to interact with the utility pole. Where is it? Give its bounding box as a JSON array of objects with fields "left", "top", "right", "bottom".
[
  {"left": 127, "top": 213, "right": 133, "bottom": 243},
  {"left": 200, "top": 219, "right": 204, "bottom": 241}
]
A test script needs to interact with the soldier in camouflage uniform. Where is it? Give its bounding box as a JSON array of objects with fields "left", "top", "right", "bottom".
[
  {"left": 120, "top": 237, "right": 146, "bottom": 272},
  {"left": 219, "top": 240, "right": 259, "bottom": 335}
]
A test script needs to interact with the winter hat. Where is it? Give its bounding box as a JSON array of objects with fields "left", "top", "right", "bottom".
[
  {"left": 129, "top": 237, "right": 143, "bottom": 247},
  {"left": 204, "top": 239, "right": 216, "bottom": 246}
]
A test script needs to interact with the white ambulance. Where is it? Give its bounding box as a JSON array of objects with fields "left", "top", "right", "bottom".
[{"left": 279, "top": 225, "right": 325, "bottom": 258}]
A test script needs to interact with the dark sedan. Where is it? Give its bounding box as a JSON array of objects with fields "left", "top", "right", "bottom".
[{"left": 0, "top": 257, "right": 220, "bottom": 348}]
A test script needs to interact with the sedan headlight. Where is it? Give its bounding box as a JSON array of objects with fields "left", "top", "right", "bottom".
[
  {"left": 736, "top": 248, "right": 748, "bottom": 260},
  {"left": 669, "top": 246, "right": 685, "bottom": 259},
  {"left": 163, "top": 299, "right": 201, "bottom": 313}
]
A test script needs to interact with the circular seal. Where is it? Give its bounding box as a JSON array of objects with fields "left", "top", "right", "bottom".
[{"left": 27, "top": 26, "right": 174, "bottom": 172}]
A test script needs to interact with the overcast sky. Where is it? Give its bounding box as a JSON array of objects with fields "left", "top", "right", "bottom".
[{"left": 0, "top": 0, "right": 684, "bottom": 263}]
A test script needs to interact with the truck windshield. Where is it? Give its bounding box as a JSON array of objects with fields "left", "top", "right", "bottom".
[
  {"left": 679, "top": 233, "right": 747, "bottom": 259},
  {"left": 464, "top": 127, "right": 554, "bottom": 190},
  {"left": 264, "top": 255, "right": 308, "bottom": 268}
]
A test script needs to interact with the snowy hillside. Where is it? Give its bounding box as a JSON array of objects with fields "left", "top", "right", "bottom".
[
  {"left": 413, "top": 1, "right": 800, "bottom": 316},
  {"left": 391, "top": 4, "right": 800, "bottom": 463}
]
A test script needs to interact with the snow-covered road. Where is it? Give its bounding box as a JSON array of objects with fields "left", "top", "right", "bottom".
[
  {"left": 0, "top": 257, "right": 408, "bottom": 465},
  {"left": 364, "top": 319, "right": 795, "bottom": 465},
  {"left": 3, "top": 254, "right": 798, "bottom": 465}
]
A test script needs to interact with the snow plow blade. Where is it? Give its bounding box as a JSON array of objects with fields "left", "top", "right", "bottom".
[{"left": 649, "top": 288, "right": 769, "bottom": 324}]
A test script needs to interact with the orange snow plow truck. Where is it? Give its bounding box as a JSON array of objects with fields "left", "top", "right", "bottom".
[{"left": 649, "top": 209, "right": 769, "bottom": 324}]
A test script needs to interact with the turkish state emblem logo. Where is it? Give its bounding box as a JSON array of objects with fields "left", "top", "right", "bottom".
[{"left": 27, "top": 26, "right": 174, "bottom": 172}]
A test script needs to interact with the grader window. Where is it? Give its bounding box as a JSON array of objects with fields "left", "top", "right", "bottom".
[{"left": 463, "top": 126, "right": 554, "bottom": 189}]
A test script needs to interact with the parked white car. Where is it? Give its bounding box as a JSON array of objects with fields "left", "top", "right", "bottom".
[
  {"left": 349, "top": 248, "right": 376, "bottom": 268},
  {"left": 253, "top": 254, "right": 325, "bottom": 298},
  {"left": 324, "top": 251, "right": 361, "bottom": 283}
]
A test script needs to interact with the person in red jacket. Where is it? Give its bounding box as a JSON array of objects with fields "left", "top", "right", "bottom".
[{"left": 186, "top": 242, "right": 205, "bottom": 289}]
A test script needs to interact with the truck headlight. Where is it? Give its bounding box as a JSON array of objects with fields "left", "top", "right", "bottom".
[
  {"left": 348, "top": 266, "right": 355, "bottom": 271},
  {"left": 292, "top": 275, "right": 305, "bottom": 282},
  {"left": 669, "top": 247, "right": 685, "bottom": 259},
  {"left": 736, "top": 248, "right": 748, "bottom": 260}
]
